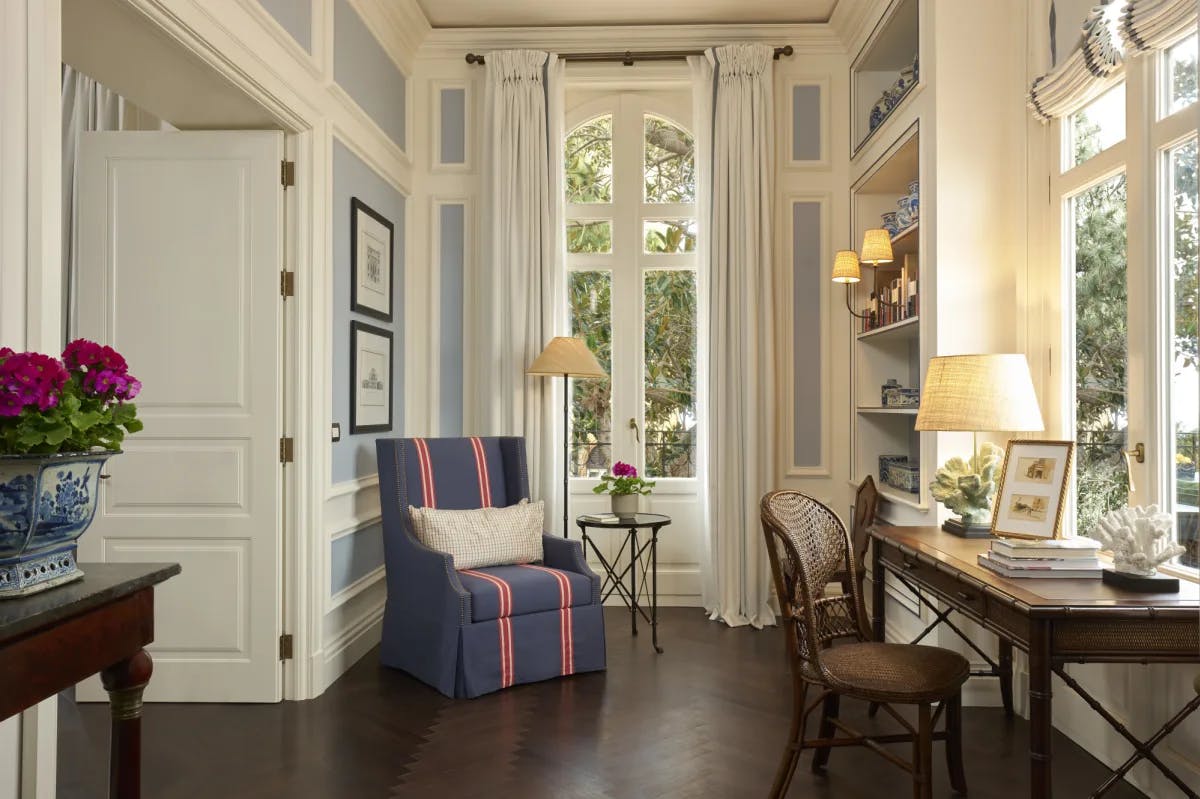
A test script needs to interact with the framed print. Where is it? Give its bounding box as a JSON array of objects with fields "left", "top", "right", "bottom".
[
  {"left": 351, "top": 197, "right": 394, "bottom": 322},
  {"left": 350, "top": 321, "right": 393, "bottom": 434},
  {"left": 990, "top": 440, "right": 1075, "bottom": 540}
]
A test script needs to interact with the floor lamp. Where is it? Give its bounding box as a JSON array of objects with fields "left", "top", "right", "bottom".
[{"left": 527, "top": 337, "right": 606, "bottom": 537}]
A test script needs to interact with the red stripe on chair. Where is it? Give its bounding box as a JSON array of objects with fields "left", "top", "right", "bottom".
[
  {"left": 469, "top": 437, "right": 492, "bottom": 507},
  {"left": 414, "top": 438, "right": 437, "bottom": 508},
  {"left": 460, "top": 569, "right": 515, "bottom": 686},
  {"left": 519, "top": 565, "right": 574, "bottom": 675}
]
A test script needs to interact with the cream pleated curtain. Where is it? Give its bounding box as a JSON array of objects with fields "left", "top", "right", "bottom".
[
  {"left": 694, "top": 44, "right": 778, "bottom": 629},
  {"left": 466, "top": 50, "right": 567, "bottom": 531}
]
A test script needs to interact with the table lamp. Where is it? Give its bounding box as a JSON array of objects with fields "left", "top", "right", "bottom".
[
  {"left": 915, "top": 354, "right": 1045, "bottom": 537},
  {"left": 527, "top": 337, "right": 606, "bottom": 537}
]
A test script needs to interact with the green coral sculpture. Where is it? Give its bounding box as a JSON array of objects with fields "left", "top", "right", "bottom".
[{"left": 930, "top": 442, "right": 1004, "bottom": 525}]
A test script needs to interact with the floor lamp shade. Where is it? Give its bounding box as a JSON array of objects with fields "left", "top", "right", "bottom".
[
  {"left": 527, "top": 337, "right": 606, "bottom": 378},
  {"left": 915, "top": 354, "right": 1044, "bottom": 433}
]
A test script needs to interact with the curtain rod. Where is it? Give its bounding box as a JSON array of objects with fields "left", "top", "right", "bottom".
[{"left": 465, "top": 46, "right": 793, "bottom": 66}]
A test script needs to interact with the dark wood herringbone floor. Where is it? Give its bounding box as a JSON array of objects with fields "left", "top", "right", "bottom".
[{"left": 58, "top": 608, "right": 1146, "bottom": 798}]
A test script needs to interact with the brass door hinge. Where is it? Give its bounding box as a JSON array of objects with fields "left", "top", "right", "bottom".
[
  {"left": 281, "top": 160, "right": 295, "bottom": 188},
  {"left": 279, "top": 437, "right": 294, "bottom": 463},
  {"left": 279, "top": 633, "right": 294, "bottom": 660},
  {"left": 280, "top": 270, "right": 295, "bottom": 298}
]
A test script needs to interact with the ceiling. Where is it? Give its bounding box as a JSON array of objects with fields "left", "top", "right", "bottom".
[{"left": 415, "top": 0, "right": 841, "bottom": 28}]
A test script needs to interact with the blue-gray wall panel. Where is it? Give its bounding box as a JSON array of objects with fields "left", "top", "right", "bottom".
[
  {"left": 330, "top": 522, "right": 385, "bottom": 595},
  {"left": 439, "top": 204, "right": 465, "bottom": 435},
  {"left": 333, "top": 0, "right": 407, "bottom": 150},
  {"left": 792, "top": 85, "right": 822, "bottom": 162},
  {"left": 332, "top": 138, "right": 406, "bottom": 483},
  {"left": 258, "top": 0, "right": 312, "bottom": 53},
  {"left": 793, "top": 201, "right": 823, "bottom": 467},
  {"left": 439, "top": 88, "right": 466, "bottom": 165}
]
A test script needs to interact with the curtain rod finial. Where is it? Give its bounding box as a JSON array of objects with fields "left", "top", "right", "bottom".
[
  {"left": 466, "top": 53, "right": 485, "bottom": 65},
  {"left": 774, "top": 45, "right": 794, "bottom": 60}
]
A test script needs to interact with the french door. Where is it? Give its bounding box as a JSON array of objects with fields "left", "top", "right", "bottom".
[
  {"left": 564, "top": 90, "right": 703, "bottom": 602},
  {"left": 1055, "top": 36, "right": 1197, "bottom": 571}
]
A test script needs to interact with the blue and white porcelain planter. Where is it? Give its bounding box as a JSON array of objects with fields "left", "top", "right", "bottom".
[{"left": 0, "top": 451, "right": 116, "bottom": 597}]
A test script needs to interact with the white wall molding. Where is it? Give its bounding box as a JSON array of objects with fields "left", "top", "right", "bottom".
[
  {"left": 348, "top": 0, "right": 429, "bottom": 74},
  {"left": 327, "top": 472, "right": 380, "bottom": 499},
  {"left": 328, "top": 90, "right": 413, "bottom": 189},
  {"left": 328, "top": 564, "right": 385, "bottom": 610},
  {"left": 319, "top": 583, "right": 386, "bottom": 692},
  {"left": 781, "top": 191, "right": 834, "bottom": 479},
  {"left": 829, "top": 0, "right": 888, "bottom": 58},
  {"left": 430, "top": 80, "right": 474, "bottom": 173},
  {"left": 230, "top": 0, "right": 324, "bottom": 80},
  {"left": 419, "top": 22, "right": 845, "bottom": 60}
]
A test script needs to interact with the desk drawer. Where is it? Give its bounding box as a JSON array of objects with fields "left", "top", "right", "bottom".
[{"left": 880, "top": 547, "right": 987, "bottom": 619}]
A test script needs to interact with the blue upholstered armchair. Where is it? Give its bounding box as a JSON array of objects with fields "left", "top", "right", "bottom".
[{"left": 376, "top": 436, "right": 606, "bottom": 698}]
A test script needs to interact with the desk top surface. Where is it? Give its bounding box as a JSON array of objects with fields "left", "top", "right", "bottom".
[
  {"left": 0, "top": 563, "right": 180, "bottom": 644},
  {"left": 870, "top": 525, "right": 1199, "bottom": 611}
]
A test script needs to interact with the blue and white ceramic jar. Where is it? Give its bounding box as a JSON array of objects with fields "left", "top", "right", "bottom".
[
  {"left": 881, "top": 212, "right": 900, "bottom": 236},
  {"left": 0, "top": 451, "right": 116, "bottom": 597}
]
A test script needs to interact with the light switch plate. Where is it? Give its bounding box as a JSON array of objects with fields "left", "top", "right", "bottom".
[{"left": 331, "top": 423, "right": 341, "bottom": 442}]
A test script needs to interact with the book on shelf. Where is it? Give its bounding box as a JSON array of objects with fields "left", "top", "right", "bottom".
[
  {"left": 990, "top": 537, "right": 1101, "bottom": 559},
  {"left": 858, "top": 254, "right": 919, "bottom": 332},
  {"left": 978, "top": 551, "right": 1102, "bottom": 579}
]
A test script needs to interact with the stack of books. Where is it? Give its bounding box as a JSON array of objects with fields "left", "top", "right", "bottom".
[{"left": 977, "top": 537, "right": 1102, "bottom": 579}]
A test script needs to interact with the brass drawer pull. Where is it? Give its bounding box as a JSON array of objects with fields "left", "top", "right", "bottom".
[
  {"left": 902, "top": 558, "right": 918, "bottom": 570},
  {"left": 956, "top": 590, "right": 975, "bottom": 602}
]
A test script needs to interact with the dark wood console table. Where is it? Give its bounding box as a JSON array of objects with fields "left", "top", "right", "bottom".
[
  {"left": 0, "top": 562, "right": 180, "bottom": 799},
  {"left": 870, "top": 525, "right": 1200, "bottom": 798}
]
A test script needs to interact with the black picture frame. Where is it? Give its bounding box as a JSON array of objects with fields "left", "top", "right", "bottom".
[
  {"left": 350, "top": 197, "right": 394, "bottom": 323},
  {"left": 350, "top": 320, "right": 393, "bottom": 434}
]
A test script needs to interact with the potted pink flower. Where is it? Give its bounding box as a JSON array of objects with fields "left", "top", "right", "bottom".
[
  {"left": 0, "top": 340, "right": 142, "bottom": 596},
  {"left": 592, "top": 461, "right": 655, "bottom": 519}
]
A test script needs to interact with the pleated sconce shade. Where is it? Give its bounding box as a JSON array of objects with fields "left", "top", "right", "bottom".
[
  {"left": 915, "top": 354, "right": 1045, "bottom": 432},
  {"left": 526, "top": 337, "right": 606, "bottom": 377},
  {"left": 860, "top": 229, "right": 894, "bottom": 265},
  {"left": 832, "top": 250, "right": 862, "bottom": 283}
]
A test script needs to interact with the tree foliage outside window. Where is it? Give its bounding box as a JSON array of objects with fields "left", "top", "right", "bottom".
[
  {"left": 565, "top": 116, "right": 612, "bottom": 204},
  {"left": 569, "top": 271, "right": 612, "bottom": 477},
  {"left": 644, "top": 271, "right": 697, "bottom": 477},
  {"left": 645, "top": 116, "right": 695, "bottom": 203}
]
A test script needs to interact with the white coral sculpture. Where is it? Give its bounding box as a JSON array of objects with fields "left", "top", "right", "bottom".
[{"left": 1092, "top": 505, "right": 1184, "bottom": 577}]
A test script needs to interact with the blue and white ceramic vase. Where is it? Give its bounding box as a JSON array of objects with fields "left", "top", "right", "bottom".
[{"left": 0, "top": 451, "right": 116, "bottom": 597}]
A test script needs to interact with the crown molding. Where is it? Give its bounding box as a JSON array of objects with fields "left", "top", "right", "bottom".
[
  {"left": 348, "top": 0, "right": 431, "bottom": 73},
  {"left": 829, "top": 0, "right": 891, "bottom": 57},
  {"left": 418, "top": 22, "right": 846, "bottom": 61}
]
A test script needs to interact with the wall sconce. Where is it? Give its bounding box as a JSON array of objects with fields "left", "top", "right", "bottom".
[{"left": 831, "top": 229, "right": 895, "bottom": 319}]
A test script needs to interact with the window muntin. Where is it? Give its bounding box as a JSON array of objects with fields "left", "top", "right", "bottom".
[
  {"left": 644, "top": 115, "right": 695, "bottom": 203},
  {"left": 568, "top": 270, "right": 612, "bottom": 477},
  {"left": 565, "top": 115, "right": 613, "bottom": 204},
  {"left": 643, "top": 270, "right": 697, "bottom": 478},
  {"left": 1072, "top": 173, "right": 1129, "bottom": 535},
  {"left": 1169, "top": 138, "right": 1198, "bottom": 567},
  {"left": 1166, "top": 35, "right": 1198, "bottom": 115},
  {"left": 1070, "top": 83, "right": 1126, "bottom": 168}
]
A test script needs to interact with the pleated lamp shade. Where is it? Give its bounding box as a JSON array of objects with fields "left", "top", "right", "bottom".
[
  {"left": 526, "top": 337, "right": 606, "bottom": 377},
  {"left": 915, "top": 354, "right": 1045, "bottom": 432},
  {"left": 860, "top": 229, "right": 895, "bottom": 266},
  {"left": 831, "top": 250, "right": 862, "bottom": 283}
]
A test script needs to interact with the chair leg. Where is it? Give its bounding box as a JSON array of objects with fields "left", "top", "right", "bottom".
[
  {"left": 769, "top": 676, "right": 807, "bottom": 799},
  {"left": 945, "top": 694, "right": 968, "bottom": 795},
  {"left": 913, "top": 703, "right": 933, "bottom": 799},
  {"left": 811, "top": 692, "right": 840, "bottom": 773}
]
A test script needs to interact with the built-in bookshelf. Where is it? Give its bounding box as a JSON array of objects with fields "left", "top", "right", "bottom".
[
  {"left": 851, "top": 123, "right": 928, "bottom": 517},
  {"left": 851, "top": 0, "right": 920, "bottom": 155}
]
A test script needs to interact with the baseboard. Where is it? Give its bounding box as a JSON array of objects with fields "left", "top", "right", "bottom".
[{"left": 319, "top": 597, "right": 385, "bottom": 694}]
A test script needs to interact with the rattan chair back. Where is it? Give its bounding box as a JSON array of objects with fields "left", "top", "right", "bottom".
[{"left": 760, "top": 490, "right": 867, "bottom": 679}]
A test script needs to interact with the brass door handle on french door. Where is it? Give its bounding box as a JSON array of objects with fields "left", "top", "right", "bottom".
[
  {"left": 629, "top": 417, "right": 640, "bottom": 443},
  {"left": 1122, "top": 442, "right": 1145, "bottom": 492}
]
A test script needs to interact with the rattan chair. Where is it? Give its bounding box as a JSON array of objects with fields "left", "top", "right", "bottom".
[{"left": 760, "top": 490, "right": 970, "bottom": 799}]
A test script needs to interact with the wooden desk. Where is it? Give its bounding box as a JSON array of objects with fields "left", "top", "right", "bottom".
[
  {"left": 0, "top": 563, "right": 180, "bottom": 799},
  {"left": 869, "top": 525, "right": 1200, "bottom": 798}
]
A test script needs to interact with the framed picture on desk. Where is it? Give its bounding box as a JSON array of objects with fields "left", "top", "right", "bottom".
[{"left": 991, "top": 439, "right": 1074, "bottom": 539}]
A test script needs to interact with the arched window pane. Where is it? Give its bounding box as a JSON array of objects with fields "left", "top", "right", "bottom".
[
  {"left": 569, "top": 271, "right": 612, "bottom": 477},
  {"left": 565, "top": 116, "right": 612, "bottom": 204},
  {"left": 644, "top": 116, "right": 694, "bottom": 203}
]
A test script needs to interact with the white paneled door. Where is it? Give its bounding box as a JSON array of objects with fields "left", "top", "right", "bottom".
[{"left": 75, "top": 131, "right": 284, "bottom": 702}]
